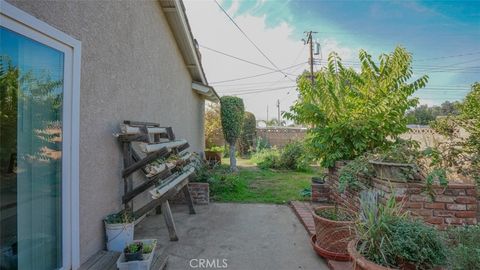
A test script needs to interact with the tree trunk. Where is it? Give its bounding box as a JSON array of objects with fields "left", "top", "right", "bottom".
[{"left": 229, "top": 142, "right": 237, "bottom": 172}]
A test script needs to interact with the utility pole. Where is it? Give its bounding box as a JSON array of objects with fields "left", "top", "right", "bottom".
[
  {"left": 276, "top": 99, "right": 281, "bottom": 126},
  {"left": 303, "top": 31, "right": 317, "bottom": 86},
  {"left": 266, "top": 105, "right": 269, "bottom": 123}
]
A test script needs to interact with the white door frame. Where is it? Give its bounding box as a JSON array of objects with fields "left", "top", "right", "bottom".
[{"left": 0, "top": 1, "right": 81, "bottom": 269}]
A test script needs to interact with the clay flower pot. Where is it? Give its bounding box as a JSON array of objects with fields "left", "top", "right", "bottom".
[
  {"left": 347, "top": 240, "right": 395, "bottom": 270},
  {"left": 312, "top": 206, "right": 354, "bottom": 261}
]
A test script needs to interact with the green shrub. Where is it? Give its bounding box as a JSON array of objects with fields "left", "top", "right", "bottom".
[
  {"left": 251, "top": 148, "right": 281, "bottom": 169},
  {"left": 445, "top": 225, "right": 480, "bottom": 270},
  {"left": 239, "top": 112, "right": 256, "bottom": 156},
  {"left": 355, "top": 192, "right": 447, "bottom": 269},
  {"left": 388, "top": 219, "right": 447, "bottom": 269},
  {"left": 207, "top": 166, "right": 242, "bottom": 195},
  {"left": 255, "top": 136, "right": 270, "bottom": 151},
  {"left": 279, "top": 141, "right": 311, "bottom": 171},
  {"left": 251, "top": 141, "right": 312, "bottom": 171}
]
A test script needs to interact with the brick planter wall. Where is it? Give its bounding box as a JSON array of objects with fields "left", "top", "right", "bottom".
[
  {"left": 326, "top": 161, "right": 362, "bottom": 211},
  {"left": 374, "top": 179, "right": 477, "bottom": 228},
  {"left": 324, "top": 161, "right": 478, "bottom": 228},
  {"left": 311, "top": 181, "right": 330, "bottom": 203},
  {"left": 171, "top": 182, "right": 209, "bottom": 205}
]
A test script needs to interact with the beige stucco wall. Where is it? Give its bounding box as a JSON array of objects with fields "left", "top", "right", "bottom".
[{"left": 7, "top": 0, "right": 205, "bottom": 264}]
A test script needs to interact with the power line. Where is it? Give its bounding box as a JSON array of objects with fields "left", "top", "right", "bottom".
[
  {"left": 224, "top": 85, "right": 298, "bottom": 95},
  {"left": 213, "top": 0, "right": 294, "bottom": 81},
  {"left": 210, "top": 62, "right": 306, "bottom": 84},
  {"left": 199, "top": 45, "right": 296, "bottom": 76},
  {"left": 220, "top": 84, "right": 297, "bottom": 93},
  {"left": 415, "top": 51, "right": 480, "bottom": 62}
]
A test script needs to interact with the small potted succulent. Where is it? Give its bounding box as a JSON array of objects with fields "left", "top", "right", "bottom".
[
  {"left": 124, "top": 242, "right": 143, "bottom": 262},
  {"left": 116, "top": 239, "right": 157, "bottom": 270},
  {"left": 311, "top": 204, "right": 355, "bottom": 261}
]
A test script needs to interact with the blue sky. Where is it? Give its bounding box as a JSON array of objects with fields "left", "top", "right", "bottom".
[{"left": 185, "top": 0, "right": 479, "bottom": 119}]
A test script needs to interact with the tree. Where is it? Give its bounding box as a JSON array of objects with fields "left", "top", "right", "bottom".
[
  {"left": 284, "top": 46, "right": 428, "bottom": 167},
  {"left": 239, "top": 112, "right": 256, "bottom": 156},
  {"left": 220, "top": 96, "right": 245, "bottom": 171},
  {"left": 405, "top": 101, "right": 461, "bottom": 125},
  {"left": 204, "top": 103, "right": 223, "bottom": 148}
]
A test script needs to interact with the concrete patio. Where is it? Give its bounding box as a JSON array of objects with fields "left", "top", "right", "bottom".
[{"left": 135, "top": 203, "right": 328, "bottom": 270}]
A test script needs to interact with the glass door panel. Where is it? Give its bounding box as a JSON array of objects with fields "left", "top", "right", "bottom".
[{"left": 0, "top": 26, "right": 64, "bottom": 270}]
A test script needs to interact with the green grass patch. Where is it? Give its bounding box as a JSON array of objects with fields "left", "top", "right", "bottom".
[{"left": 210, "top": 158, "right": 317, "bottom": 204}]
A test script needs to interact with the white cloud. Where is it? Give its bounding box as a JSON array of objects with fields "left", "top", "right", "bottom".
[{"left": 184, "top": 0, "right": 356, "bottom": 120}]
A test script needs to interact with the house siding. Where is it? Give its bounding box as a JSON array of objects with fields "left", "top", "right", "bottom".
[{"left": 6, "top": 0, "right": 205, "bottom": 264}]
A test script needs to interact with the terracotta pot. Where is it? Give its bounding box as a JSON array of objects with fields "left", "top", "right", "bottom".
[
  {"left": 312, "top": 206, "right": 354, "bottom": 260},
  {"left": 347, "top": 240, "right": 395, "bottom": 270},
  {"left": 205, "top": 151, "right": 222, "bottom": 164},
  {"left": 310, "top": 234, "right": 350, "bottom": 261}
]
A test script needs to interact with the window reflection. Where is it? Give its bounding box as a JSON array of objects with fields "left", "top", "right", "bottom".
[{"left": 0, "top": 26, "right": 64, "bottom": 270}]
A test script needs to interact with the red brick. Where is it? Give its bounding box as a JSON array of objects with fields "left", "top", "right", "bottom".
[
  {"left": 445, "top": 218, "right": 465, "bottom": 225},
  {"left": 405, "top": 202, "right": 423, "bottom": 209},
  {"left": 410, "top": 195, "right": 428, "bottom": 202},
  {"left": 455, "top": 197, "right": 477, "bottom": 204},
  {"left": 434, "top": 195, "right": 455, "bottom": 203},
  {"left": 455, "top": 211, "right": 477, "bottom": 218},
  {"left": 412, "top": 209, "right": 433, "bottom": 216},
  {"left": 465, "top": 218, "right": 477, "bottom": 225},
  {"left": 425, "top": 217, "right": 444, "bottom": 225},
  {"left": 434, "top": 210, "right": 455, "bottom": 217},
  {"left": 407, "top": 188, "right": 423, "bottom": 195},
  {"left": 424, "top": 202, "right": 445, "bottom": 209},
  {"left": 466, "top": 189, "right": 477, "bottom": 196},
  {"left": 467, "top": 204, "right": 477, "bottom": 211},
  {"left": 446, "top": 204, "right": 467, "bottom": 211}
]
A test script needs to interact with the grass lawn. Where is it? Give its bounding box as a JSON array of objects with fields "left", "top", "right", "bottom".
[{"left": 209, "top": 158, "right": 320, "bottom": 204}]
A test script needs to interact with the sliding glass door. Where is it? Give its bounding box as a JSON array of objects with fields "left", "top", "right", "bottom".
[{"left": 0, "top": 25, "right": 64, "bottom": 270}]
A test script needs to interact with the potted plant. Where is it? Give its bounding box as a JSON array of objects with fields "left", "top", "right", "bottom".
[
  {"left": 311, "top": 205, "right": 355, "bottom": 261},
  {"left": 124, "top": 242, "right": 143, "bottom": 262},
  {"left": 204, "top": 145, "right": 224, "bottom": 165},
  {"left": 369, "top": 140, "right": 423, "bottom": 182},
  {"left": 348, "top": 191, "right": 447, "bottom": 270},
  {"left": 116, "top": 239, "right": 157, "bottom": 270},
  {"left": 104, "top": 211, "right": 134, "bottom": 252}
]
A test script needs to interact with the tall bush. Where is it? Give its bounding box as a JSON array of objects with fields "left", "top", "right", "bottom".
[
  {"left": 220, "top": 96, "right": 245, "bottom": 171},
  {"left": 284, "top": 46, "right": 428, "bottom": 167},
  {"left": 239, "top": 112, "right": 256, "bottom": 156}
]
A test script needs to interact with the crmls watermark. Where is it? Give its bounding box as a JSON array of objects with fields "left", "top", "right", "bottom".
[{"left": 189, "top": 258, "right": 228, "bottom": 269}]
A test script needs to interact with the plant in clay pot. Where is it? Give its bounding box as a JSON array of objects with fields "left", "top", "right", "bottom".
[
  {"left": 311, "top": 204, "right": 355, "bottom": 261},
  {"left": 124, "top": 242, "right": 143, "bottom": 262},
  {"left": 349, "top": 191, "right": 447, "bottom": 270}
]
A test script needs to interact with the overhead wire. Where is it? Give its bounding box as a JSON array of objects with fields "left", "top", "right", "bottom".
[
  {"left": 210, "top": 62, "right": 306, "bottom": 84},
  {"left": 213, "top": 0, "right": 295, "bottom": 81}
]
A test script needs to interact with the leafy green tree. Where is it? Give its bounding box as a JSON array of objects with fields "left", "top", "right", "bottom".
[
  {"left": 405, "top": 101, "right": 460, "bottom": 125},
  {"left": 284, "top": 46, "right": 428, "bottom": 167},
  {"left": 220, "top": 96, "right": 245, "bottom": 171},
  {"left": 239, "top": 111, "right": 256, "bottom": 156},
  {"left": 204, "top": 103, "right": 223, "bottom": 148}
]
